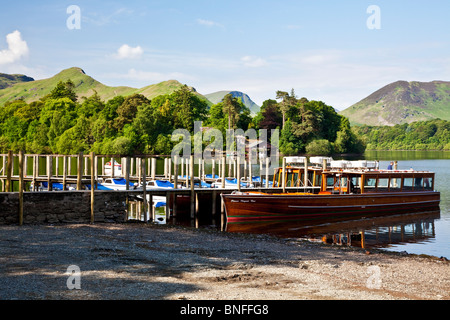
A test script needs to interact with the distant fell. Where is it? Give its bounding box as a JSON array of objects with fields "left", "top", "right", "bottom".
[
  {"left": 0, "top": 73, "right": 34, "bottom": 89},
  {"left": 341, "top": 80, "right": 450, "bottom": 126},
  {"left": 204, "top": 90, "right": 260, "bottom": 114},
  {"left": 0, "top": 67, "right": 209, "bottom": 105}
]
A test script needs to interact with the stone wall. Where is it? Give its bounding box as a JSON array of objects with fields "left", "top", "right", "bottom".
[{"left": 0, "top": 191, "right": 128, "bottom": 225}]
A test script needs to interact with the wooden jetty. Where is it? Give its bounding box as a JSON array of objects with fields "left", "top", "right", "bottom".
[{"left": 0, "top": 151, "right": 281, "bottom": 228}]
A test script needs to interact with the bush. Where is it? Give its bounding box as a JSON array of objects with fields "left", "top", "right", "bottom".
[{"left": 305, "top": 139, "right": 332, "bottom": 156}]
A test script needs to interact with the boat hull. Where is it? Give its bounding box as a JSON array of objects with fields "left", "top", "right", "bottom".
[{"left": 222, "top": 191, "right": 441, "bottom": 225}]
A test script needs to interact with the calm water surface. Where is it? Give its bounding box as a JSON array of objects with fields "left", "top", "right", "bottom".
[
  {"left": 222, "top": 152, "right": 450, "bottom": 259},
  {"left": 367, "top": 158, "right": 450, "bottom": 258}
]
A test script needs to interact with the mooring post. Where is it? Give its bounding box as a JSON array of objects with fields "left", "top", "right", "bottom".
[
  {"left": 151, "top": 158, "right": 156, "bottom": 180},
  {"left": 190, "top": 155, "right": 195, "bottom": 223},
  {"left": 173, "top": 155, "right": 178, "bottom": 222},
  {"left": 304, "top": 157, "right": 308, "bottom": 191},
  {"left": 142, "top": 157, "right": 148, "bottom": 222},
  {"left": 237, "top": 156, "right": 241, "bottom": 191},
  {"left": 90, "top": 152, "right": 95, "bottom": 224},
  {"left": 33, "top": 155, "right": 38, "bottom": 191},
  {"left": 62, "top": 155, "right": 67, "bottom": 191},
  {"left": 5, "top": 150, "right": 12, "bottom": 192},
  {"left": 77, "top": 152, "right": 83, "bottom": 190},
  {"left": 18, "top": 150, "right": 24, "bottom": 226},
  {"left": 221, "top": 155, "right": 226, "bottom": 189},
  {"left": 47, "top": 155, "right": 53, "bottom": 191}
]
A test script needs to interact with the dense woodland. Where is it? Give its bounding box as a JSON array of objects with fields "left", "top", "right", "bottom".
[
  {"left": 353, "top": 120, "right": 450, "bottom": 151},
  {"left": 0, "top": 80, "right": 447, "bottom": 156}
]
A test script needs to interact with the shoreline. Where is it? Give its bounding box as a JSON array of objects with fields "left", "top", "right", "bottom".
[{"left": 0, "top": 223, "right": 448, "bottom": 300}]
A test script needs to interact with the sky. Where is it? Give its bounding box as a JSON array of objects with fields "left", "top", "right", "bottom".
[{"left": 1, "top": 0, "right": 450, "bottom": 110}]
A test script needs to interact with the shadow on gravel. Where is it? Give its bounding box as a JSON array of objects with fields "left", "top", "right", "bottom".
[{"left": 0, "top": 223, "right": 373, "bottom": 300}]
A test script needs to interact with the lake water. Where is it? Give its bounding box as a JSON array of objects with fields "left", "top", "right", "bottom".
[
  {"left": 268, "top": 152, "right": 450, "bottom": 259},
  {"left": 358, "top": 152, "right": 450, "bottom": 258}
]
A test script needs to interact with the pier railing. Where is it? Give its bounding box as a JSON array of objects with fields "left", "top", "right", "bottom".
[{"left": 0, "top": 151, "right": 289, "bottom": 227}]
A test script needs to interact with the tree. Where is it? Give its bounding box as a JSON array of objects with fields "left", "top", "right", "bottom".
[
  {"left": 222, "top": 93, "right": 240, "bottom": 129},
  {"left": 47, "top": 80, "right": 77, "bottom": 102},
  {"left": 306, "top": 139, "right": 332, "bottom": 156},
  {"left": 114, "top": 94, "right": 150, "bottom": 131},
  {"left": 276, "top": 89, "right": 297, "bottom": 129}
]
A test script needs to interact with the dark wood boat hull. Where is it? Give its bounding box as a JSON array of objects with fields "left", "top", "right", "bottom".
[{"left": 222, "top": 191, "right": 441, "bottom": 226}]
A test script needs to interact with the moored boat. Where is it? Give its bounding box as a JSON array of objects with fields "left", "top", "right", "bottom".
[{"left": 222, "top": 159, "right": 441, "bottom": 229}]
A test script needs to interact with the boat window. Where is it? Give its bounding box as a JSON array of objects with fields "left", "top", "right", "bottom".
[
  {"left": 403, "top": 178, "right": 414, "bottom": 191},
  {"left": 377, "top": 178, "right": 389, "bottom": 192},
  {"left": 424, "top": 177, "right": 433, "bottom": 191},
  {"left": 299, "top": 173, "right": 305, "bottom": 187},
  {"left": 390, "top": 178, "right": 401, "bottom": 192},
  {"left": 364, "top": 177, "right": 377, "bottom": 192},
  {"left": 414, "top": 177, "right": 423, "bottom": 190},
  {"left": 293, "top": 172, "right": 299, "bottom": 187},
  {"left": 314, "top": 174, "right": 322, "bottom": 187},
  {"left": 350, "top": 177, "right": 361, "bottom": 193}
]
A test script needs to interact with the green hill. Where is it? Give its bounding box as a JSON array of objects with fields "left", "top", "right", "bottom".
[
  {"left": 0, "top": 73, "right": 34, "bottom": 90},
  {"left": 0, "top": 67, "right": 210, "bottom": 105},
  {"left": 340, "top": 80, "right": 450, "bottom": 126},
  {"left": 204, "top": 90, "right": 260, "bottom": 114}
]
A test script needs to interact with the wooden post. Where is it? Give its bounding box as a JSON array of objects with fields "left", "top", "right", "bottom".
[
  {"left": 5, "top": 150, "right": 12, "bottom": 192},
  {"left": 32, "top": 155, "right": 37, "bottom": 192},
  {"left": 47, "top": 155, "right": 53, "bottom": 191},
  {"left": 185, "top": 157, "right": 189, "bottom": 186},
  {"left": 125, "top": 157, "right": 130, "bottom": 191},
  {"left": 55, "top": 156, "right": 59, "bottom": 177},
  {"left": 165, "top": 190, "right": 170, "bottom": 223},
  {"left": 62, "top": 156, "right": 67, "bottom": 190},
  {"left": 173, "top": 156, "right": 178, "bottom": 221},
  {"left": 282, "top": 157, "right": 286, "bottom": 193},
  {"left": 237, "top": 156, "right": 241, "bottom": 191},
  {"left": 304, "top": 157, "right": 308, "bottom": 190},
  {"left": 110, "top": 157, "right": 115, "bottom": 178},
  {"left": 221, "top": 155, "right": 226, "bottom": 188},
  {"left": 211, "top": 189, "right": 217, "bottom": 227},
  {"left": 18, "top": 150, "right": 24, "bottom": 226},
  {"left": 142, "top": 158, "right": 147, "bottom": 222},
  {"left": 77, "top": 152, "right": 83, "bottom": 190},
  {"left": 190, "top": 155, "right": 195, "bottom": 222},
  {"left": 248, "top": 154, "right": 252, "bottom": 187},
  {"left": 90, "top": 152, "right": 95, "bottom": 224},
  {"left": 151, "top": 158, "right": 156, "bottom": 180}
]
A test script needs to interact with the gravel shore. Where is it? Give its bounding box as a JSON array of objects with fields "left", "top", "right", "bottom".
[{"left": 0, "top": 223, "right": 448, "bottom": 300}]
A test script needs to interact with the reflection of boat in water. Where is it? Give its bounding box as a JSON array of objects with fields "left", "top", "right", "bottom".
[
  {"left": 222, "top": 159, "right": 440, "bottom": 228},
  {"left": 225, "top": 209, "right": 441, "bottom": 250}
]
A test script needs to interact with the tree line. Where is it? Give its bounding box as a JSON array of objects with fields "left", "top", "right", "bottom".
[
  {"left": 0, "top": 80, "right": 366, "bottom": 156},
  {"left": 353, "top": 120, "right": 450, "bottom": 151}
]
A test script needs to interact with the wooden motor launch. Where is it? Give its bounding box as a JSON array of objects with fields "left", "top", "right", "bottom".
[{"left": 222, "top": 157, "right": 441, "bottom": 230}]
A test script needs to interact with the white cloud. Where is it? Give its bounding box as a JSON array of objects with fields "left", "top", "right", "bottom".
[
  {"left": 196, "top": 19, "right": 224, "bottom": 29},
  {"left": 115, "top": 44, "right": 143, "bottom": 59},
  {"left": 241, "top": 56, "right": 268, "bottom": 68},
  {"left": 0, "top": 30, "right": 29, "bottom": 65}
]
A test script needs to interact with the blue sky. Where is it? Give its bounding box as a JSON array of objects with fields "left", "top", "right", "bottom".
[{"left": 1, "top": 0, "right": 449, "bottom": 110}]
